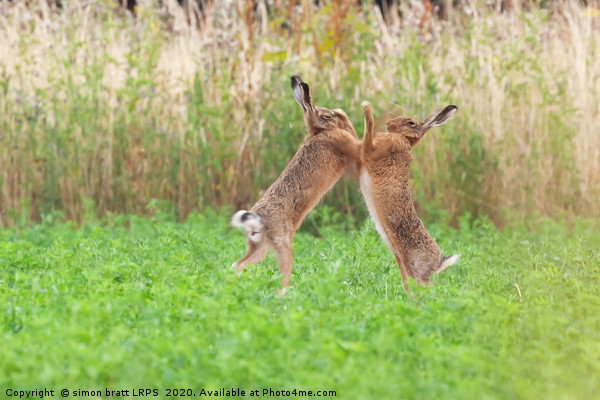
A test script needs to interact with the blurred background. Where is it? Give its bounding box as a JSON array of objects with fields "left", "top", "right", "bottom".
[{"left": 0, "top": 0, "right": 598, "bottom": 228}]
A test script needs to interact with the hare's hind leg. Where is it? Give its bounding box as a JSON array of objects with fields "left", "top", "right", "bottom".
[
  {"left": 232, "top": 240, "right": 268, "bottom": 274},
  {"left": 393, "top": 253, "right": 410, "bottom": 294},
  {"left": 274, "top": 241, "right": 293, "bottom": 294}
]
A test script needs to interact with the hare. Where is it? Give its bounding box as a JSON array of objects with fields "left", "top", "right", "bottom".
[
  {"left": 230, "top": 76, "right": 361, "bottom": 292},
  {"left": 360, "top": 101, "right": 459, "bottom": 290}
]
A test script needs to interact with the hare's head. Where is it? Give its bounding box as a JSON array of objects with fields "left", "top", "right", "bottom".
[
  {"left": 291, "top": 76, "right": 357, "bottom": 137},
  {"left": 385, "top": 105, "right": 457, "bottom": 147}
]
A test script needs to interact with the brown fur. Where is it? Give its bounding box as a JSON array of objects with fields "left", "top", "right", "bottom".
[
  {"left": 359, "top": 101, "right": 458, "bottom": 289},
  {"left": 231, "top": 76, "right": 361, "bottom": 292}
]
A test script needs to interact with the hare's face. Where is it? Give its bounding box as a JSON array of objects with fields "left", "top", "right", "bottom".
[
  {"left": 313, "top": 107, "right": 341, "bottom": 130},
  {"left": 310, "top": 107, "right": 356, "bottom": 136},
  {"left": 385, "top": 117, "right": 424, "bottom": 147}
]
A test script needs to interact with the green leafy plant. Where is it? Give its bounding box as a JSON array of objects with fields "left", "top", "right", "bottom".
[{"left": 1, "top": 212, "right": 599, "bottom": 398}]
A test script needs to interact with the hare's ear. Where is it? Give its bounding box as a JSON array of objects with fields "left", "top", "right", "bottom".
[
  {"left": 291, "top": 76, "right": 314, "bottom": 113},
  {"left": 407, "top": 105, "right": 457, "bottom": 147},
  {"left": 423, "top": 105, "right": 458, "bottom": 128}
]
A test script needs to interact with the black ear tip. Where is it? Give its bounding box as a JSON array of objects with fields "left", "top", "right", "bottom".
[
  {"left": 300, "top": 82, "right": 310, "bottom": 91},
  {"left": 291, "top": 75, "right": 303, "bottom": 88},
  {"left": 448, "top": 105, "right": 458, "bottom": 111}
]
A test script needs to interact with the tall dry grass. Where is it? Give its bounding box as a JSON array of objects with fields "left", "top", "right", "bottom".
[{"left": 0, "top": 0, "right": 598, "bottom": 227}]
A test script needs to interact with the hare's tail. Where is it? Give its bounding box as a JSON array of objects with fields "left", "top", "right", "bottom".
[
  {"left": 231, "top": 210, "right": 263, "bottom": 243},
  {"left": 436, "top": 255, "right": 460, "bottom": 273}
]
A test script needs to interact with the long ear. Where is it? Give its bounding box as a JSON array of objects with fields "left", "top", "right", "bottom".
[
  {"left": 361, "top": 101, "right": 375, "bottom": 155},
  {"left": 291, "top": 76, "right": 314, "bottom": 113},
  {"left": 406, "top": 105, "right": 458, "bottom": 147},
  {"left": 423, "top": 105, "right": 458, "bottom": 128}
]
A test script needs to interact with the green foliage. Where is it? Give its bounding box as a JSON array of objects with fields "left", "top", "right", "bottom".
[{"left": 1, "top": 212, "right": 599, "bottom": 398}]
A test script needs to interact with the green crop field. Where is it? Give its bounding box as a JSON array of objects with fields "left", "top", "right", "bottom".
[{"left": 2, "top": 211, "right": 599, "bottom": 399}]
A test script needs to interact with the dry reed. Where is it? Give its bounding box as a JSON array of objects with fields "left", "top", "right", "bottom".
[{"left": 0, "top": 0, "right": 598, "bottom": 226}]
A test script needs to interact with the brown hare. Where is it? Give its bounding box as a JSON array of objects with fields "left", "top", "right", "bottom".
[
  {"left": 231, "top": 76, "right": 361, "bottom": 293},
  {"left": 360, "top": 101, "right": 459, "bottom": 291}
]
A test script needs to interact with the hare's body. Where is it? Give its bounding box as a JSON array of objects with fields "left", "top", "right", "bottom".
[
  {"left": 250, "top": 131, "right": 356, "bottom": 232},
  {"left": 231, "top": 76, "right": 360, "bottom": 291},
  {"left": 360, "top": 128, "right": 443, "bottom": 283},
  {"left": 360, "top": 102, "right": 459, "bottom": 286}
]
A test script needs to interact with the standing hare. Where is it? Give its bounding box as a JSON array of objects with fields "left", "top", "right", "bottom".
[
  {"left": 231, "top": 76, "right": 361, "bottom": 292},
  {"left": 360, "top": 101, "right": 459, "bottom": 290}
]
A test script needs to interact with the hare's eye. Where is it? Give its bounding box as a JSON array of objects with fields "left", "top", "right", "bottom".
[{"left": 407, "top": 120, "right": 416, "bottom": 126}]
